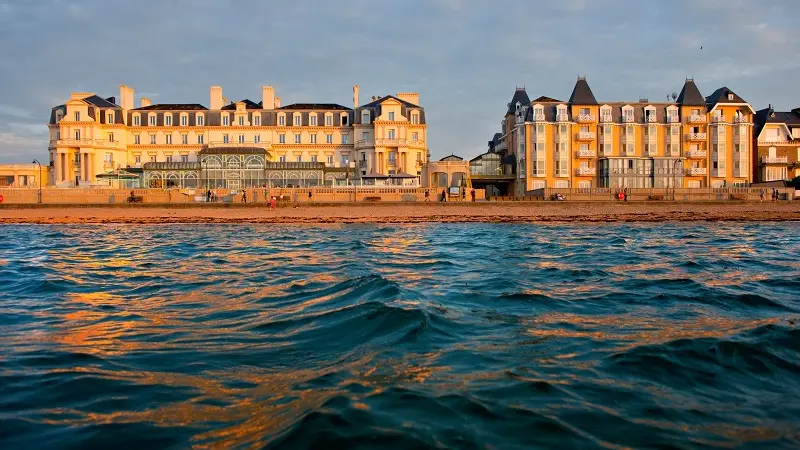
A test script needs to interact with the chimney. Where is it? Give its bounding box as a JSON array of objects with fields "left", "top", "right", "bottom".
[
  {"left": 119, "top": 85, "right": 134, "bottom": 110},
  {"left": 353, "top": 84, "right": 359, "bottom": 109},
  {"left": 262, "top": 85, "right": 275, "bottom": 109},
  {"left": 396, "top": 92, "right": 420, "bottom": 106},
  {"left": 140, "top": 97, "right": 151, "bottom": 108},
  {"left": 210, "top": 86, "right": 223, "bottom": 110},
  {"left": 275, "top": 96, "right": 281, "bottom": 108}
]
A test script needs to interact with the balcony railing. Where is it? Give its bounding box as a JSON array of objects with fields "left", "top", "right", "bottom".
[
  {"left": 622, "top": 116, "right": 634, "bottom": 123},
  {"left": 533, "top": 113, "right": 546, "bottom": 121},
  {"left": 646, "top": 115, "right": 657, "bottom": 123},
  {"left": 686, "top": 167, "right": 707, "bottom": 176},
  {"left": 208, "top": 141, "right": 271, "bottom": 148},
  {"left": 103, "top": 160, "right": 115, "bottom": 169},
  {"left": 53, "top": 138, "right": 94, "bottom": 147},
  {"left": 688, "top": 115, "right": 707, "bottom": 123},
  {"left": 555, "top": 170, "right": 569, "bottom": 178},
  {"left": 533, "top": 133, "right": 546, "bottom": 142},
  {"left": 556, "top": 113, "right": 569, "bottom": 122},
  {"left": 355, "top": 139, "right": 374, "bottom": 149},
  {"left": 94, "top": 139, "right": 122, "bottom": 148},
  {"left": 685, "top": 150, "right": 707, "bottom": 158},
  {"left": 577, "top": 149, "right": 596, "bottom": 158},
  {"left": 686, "top": 133, "right": 707, "bottom": 140},
  {"left": 600, "top": 115, "right": 613, "bottom": 123},
  {"left": 576, "top": 114, "right": 595, "bottom": 122},
  {"left": 667, "top": 116, "right": 680, "bottom": 123},
  {"left": 711, "top": 115, "right": 724, "bottom": 123},
  {"left": 761, "top": 156, "right": 789, "bottom": 164},
  {"left": 733, "top": 116, "right": 747, "bottom": 124},
  {"left": 577, "top": 131, "right": 595, "bottom": 140},
  {"left": 376, "top": 138, "right": 407, "bottom": 147},
  {"left": 531, "top": 169, "right": 547, "bottom": 177},
  {"left": 577, "top": 167, "right": 596, "bottom": 176},
  {"left": 408, "top": 139, "right": 425, "bottom": 148},
  {"left": 557, "top": 133, "right": 570, "bottom": 142}
]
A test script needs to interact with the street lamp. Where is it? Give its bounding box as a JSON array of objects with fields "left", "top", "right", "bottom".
[
  {"left": 32, "top": 159, "right": 42, "bottom": 204},
  {"left": 672, "top": 158, "right": 683, "bottom": 201}
]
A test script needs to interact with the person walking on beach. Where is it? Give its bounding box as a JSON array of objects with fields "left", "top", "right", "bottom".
[
  {"left": 441, "top": 189, "right": 447, "bottom": 202},
  {"left": 308, "top": 190, "right": 313, "bottom": 203},
  {"left": 759, "top": 188, "right": 765, "bottom": 202},
  {"left": 242, "top": 190, "right": 247, "bottom": 204},
  {"left": 270, "top": 196, "right": 276, "bottom": 210},
  {"left": 471, "top": 189, "right": 476, "bottom": 202},
  {"left": 424, "top": 189, "right": 430, "bottom": 202}
]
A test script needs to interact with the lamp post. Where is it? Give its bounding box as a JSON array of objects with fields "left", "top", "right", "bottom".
[
  {"left": 672, "top": 158, "right": 683, "bottom": 201},
  {"left": 32, "top": 159, "right": 42, "bottom": 203},
  {"left": 201, "top": 157, "right": 208, "bottom": 190}
]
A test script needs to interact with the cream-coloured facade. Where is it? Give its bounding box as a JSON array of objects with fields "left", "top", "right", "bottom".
[
  {"left": 753, "top": 106, "right": 800, "bottom": 183},
  {"left": 497, "top": 78, "right": 755, "bottom": 194},
  {"left": 47, "top": 85, "right": 428, "bottom": 187},
  {"left": 0, "top": 164, "right": 49, "bottom": 188}
]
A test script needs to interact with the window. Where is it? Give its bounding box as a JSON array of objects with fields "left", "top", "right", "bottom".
[
  {"left": 74, "top": 111, "right": 80, "bottom": 121},
  {"left": 74, "top": 130, "right": 80, "bottom": 140},
  {"left": 342, "top": 134, "right": 349, "bottom": 144},
  {"left": 223, "top": 134, "right": 229, "bottom": 144},
  {"left": 164, "top": 115, "right": 172, "bottom": 126},
  {"left": 537, "top": 124, "right": 545, "bottom": 133},
  {"left": 343, "top": 154, "right": 351, "bottom": 165},
  {"left": 56, "top": 131, "right": 60, "bottom": 140},
  {"left": 197, "top": 134, "right": 204, "bottom": 144},
  {"left": 165, "top": 134, "right": 172, "bottom": 144},
  {"left": 149, "top": 115, "right": 156, "bottom": 126},
  {"left": 411, "top": 113, "right": 419, "bottom": 124},
  {"left": 278, "top": 115, "right": 285, "bottom": 126},
  {"left": 134, "top": 134, "right": 140, "bottom": 144},
  {"left": 727, "top": 93, "right": 734, "bottom": 101},
  {"left": 107, "top": 112, "right": 114, "bottom": 123},
  {"left": 196, "top": 115, "right": 204, "bottom": 126},
  {"left": 254, "top": 134, "right": 260, "bottom": 143},
  {"left": 238, "top": 116, "right": 244, "bottom": 126},
  {"left": 388, "top": 129, "right": 396, "bottom": 139},
  {"left": 238, "top": 134, "right": 244, "bottom": 144},
  {"left": 279, "top": 156, "right": 286, "bottom": 162},
  {"left": 388, "top": 111, "right": 395, "bottom": 121},
  {"left": 311, "top": 155, "right": 317, "bottom": 163},
  {"left": 253, "top": 115, "right": 260, "bottom": 126},
  {"left": 150, "top": 155, "right": 156, "bottom": 162},
  {"left": 181, "top": 155, "right": 188, "bottom": 163},
  {"left": 295, "top": 134, "right": 301, "bottom": 144},
  {"left": 133, "top": 115, "right": 140, "bottom": 126},
  {"left": 326, "top": 134, "right": 333, "bottom": 144},
  {"left": 222, "top": 115, "right": 229, "bottom": 126},
  {"left": 626, "top": 125, "right": 634, "bottom": 135},
  {"left": 560, "top": 125, "right": 567, "bottom": 133},
  {"left": 296, "top": 156, "right": 301, "bottom": 162},
  {"left": 310, "top": 115, "right": 317, "bottom": 126},
  {"left": 342, "top": 114, "right": 349, "bottom": 126},
  {"left": 362, "top": 132, "right": 369, "bottom": 140},
  {"left": 362, "top": 111, "right": 370, "bottom": 124},
  {"left": 135, "top": 155, "right": 141, "bottom": 164},
  {"left": 150, "top": 134, "right": 156, "bottom": 144},
  {"left": 166, "top": 155, "right": 173, "bottom": 163},
  {"left": 294, "top": 114, "right": 302, "bottom": 126},
  {"left": 107, "top": 132, "right": 114, "bottom": 142},
  {"left": 310, "top": 134, "right": 317, "bottom": 144},
  {"left": 181, "top": 134, "right": 188, "bottom": 144},
  {"left": 412, "top": 132, "right": 418, "bottom": 141},
  {"left": 325, "top": 115, "right": 332, "bottom": 126},
  {"left": 181, "top": 115, "right": 187, "bottom": 126},
  {"left": 327, "top": 156, "right": 333, "bottom": 164},
  {"left": 279, "top": 134, "right": 285, "bottom": 144}
]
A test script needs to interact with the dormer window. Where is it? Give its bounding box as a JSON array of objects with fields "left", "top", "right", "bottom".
[
  {"left": 196, "top": 114, "right": 204, "bottom": 126},
  {"left": 325, "top": 114, "right": 333, "bottom": 126},
  {"left": 362, "top": 111, "right": 370, "bottom": 125},
  {"left": 164, "top": 114, "right": 172, "bottom": 126},
  {"left": 106, "top": 112, "right": 114, "bottom": 123},
  {"left": 341, "top": 113, "right": 349, "bottom": 126},
  {"left": 515, "top": 101, "right": 521, "bottom": 111},
  {"left": 388, "top": 111, "right": 395, "bottom": 121},
  {"left": 222, "top": 114, "right": 230, "bottom": 126},
  {"left": 253, "top": 115, "right": 260, "bottom": 126},
  {"left": 294, "top": 113, "right": 302, "bottom": 126},
  {"left": 278, "top": 114, "right": 285, "bottom": 126},
  {"left": 310, "top": 115, "right": 317, "bottom": 126},
  {"left": 74, "top": 111, "right": 80, "bottom": 121},
  {"left": 180, "top": 114, "right": 187, "bottom": 126},
  {"left": 411, "top": 112, "right": 419, "bottom": 124},
  {"left": 727, "top": 93, "right": 734, "bottom": 101},
  {"left": 623, "top": 108, "right": 634, "bottom": 122},
  {"left": 148, "top": 114, "right": 156, "bottom": 126},
  {"left": 133, "top": 114, "right": 140, "bottom": 126}
]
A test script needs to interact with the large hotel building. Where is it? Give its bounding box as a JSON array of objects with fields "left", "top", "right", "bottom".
[
  {"left": 483, "top": 78, "right": 758, "bottom": 195},
  {"left": 47, "top": 85, "right": 428, "bottom": 188}
]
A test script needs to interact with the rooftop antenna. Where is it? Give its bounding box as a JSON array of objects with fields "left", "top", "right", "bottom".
[{"left": 671, "top": 92, "right": 678, "bottom": 101}]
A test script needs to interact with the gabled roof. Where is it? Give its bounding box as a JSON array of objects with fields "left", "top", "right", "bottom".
[
  {"left": 568, "top": 78, "right": 598, "bottom": 105},
  {"left": 706, "top": 87, "right": 747, "bottom": 106},
  {"left": 507, "top": 88, "right": 530, "bottom": 114},
  {"left": 221, "top": 99, "right": 263, "bottom": 110},
  {"left": 531, "top": 96, "right": 561, "bottom": 103},
  {"left": 677, "top": 79, "right": 705, "bottom": 106},
  {"left": 359, "top": 95, "right": 419, "bottom": 108},
  {"left": 440, "top": 154, "right": 464, "bottom": 161},
  {"left": 83, "top": 95, "right": 119, "bottom": 108},
  {"left": 278, "top": 103, "right": 352, "bottom": 111},
  {"left": 133, "top": 104, "right": 208, "bottom": 111}
]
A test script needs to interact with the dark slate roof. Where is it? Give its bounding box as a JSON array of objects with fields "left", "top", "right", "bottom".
[
  {"left": 507, "top": 88, "right": 530, "bottom": 114},
  {"left": 142, "top": 162, "right": 201, "bottom": 170},
  {"left": 705, "top": 87, "right": 747, "bottom": 108},
  {"left": 568, "top": 78, "right": 598, "bottom": 105},
  {"left": 198, "top": 147, "right": 266, "bottom": 155},
  {"left": 359, "top": 95, "right": 419, "bottom": 108},
  {"left": 133, "top": 103, "right": 208, "bottom": 111},
  {"left": 221, "top": 99, "right": 263, "bottom": 110},
  {"left": 440, "top": 155, "right": 464, "bottom": 161},
  {"left": 277, "top": 103, "right": 352, "bottom": 111},
  {"left": 677, "top": 79, "right": 705, "bottom": 106},
  {"left": 754, "top": 107, "right": 800, "bottom": 139},
  {"left": 83, "top": 95, "right": 119, "bottom": 108},
  {"left": 531, "top": 96, "right": 561, "bottom": 103}
]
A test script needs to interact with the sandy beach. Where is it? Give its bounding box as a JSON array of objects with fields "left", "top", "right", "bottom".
[{"left": 1, "top": 202, "right": 799, "bottom": 224}]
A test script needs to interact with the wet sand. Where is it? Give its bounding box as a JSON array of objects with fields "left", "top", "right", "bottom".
[{"left": 1, "top": 202, "right": 799, "bottom": 224}]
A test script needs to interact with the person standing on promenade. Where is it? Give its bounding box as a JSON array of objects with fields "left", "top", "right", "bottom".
[
  {"left": 242, "top": 191, "right": 247, "bottom": 204},
  {"left": 471, "top": 189, "right": 476, "bottom": 202},
  {"left": 425, "top": 189, "right": 430, "bottom": 202},
  {"left": 461, "top": 189, "right": 466, "bottom": 202},
  {"left": 760, "top": 189, "right": 765, "bottom": 202},
  {"left": 441, "top": 189, "right": 447, "bottom": 202},
  {"left": 270, "top": 196, "right": 276, "bottom": 210},
  {"left": 308, "top": 190, "right": 313, "bottom": 203}
]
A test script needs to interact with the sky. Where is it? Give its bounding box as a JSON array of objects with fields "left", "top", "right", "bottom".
[{"left": 0, "top": 0, "right": 798, "bottom": 163}]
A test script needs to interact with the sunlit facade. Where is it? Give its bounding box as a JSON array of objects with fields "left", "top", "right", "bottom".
[
  {"left": 47, "top": 85, "right": 429, "bottom": 188},
  {"left": 753, "top": 106, "right": 800, "bottom": 183}
]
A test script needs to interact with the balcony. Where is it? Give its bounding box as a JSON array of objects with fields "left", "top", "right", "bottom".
[
  {"left": 531, "top": 169, "right": 547, "bottom": 178},
  {"left": 711, "top": 115, "right": 724, "bottom": 123},
  {"left": 376, "top": 138, "right": 407, "bottom": 147},
  {"left": 408, "top": 139, "right": 425, "bottom": 148},
  {"left": 533, "top": 133, "right": 546, "bottom": 142},
  {"left": 688, "top": 114, "right": 707, "bottom": 123},
  {"left": 761, "top": 156, "right": 789, "bottom": 164},
  {"left": 355, "top": 139, "right": 374, "bottom": 149},
  {"left": 556, "top": 113, "right": 569, "bottom": 122},
  {"left": 622, "top": 116, "right": 635, "bottom": 123},
  {"left": 576, "top": 167, "right": 596, "bottom": 176},
  {"left": 555, "top": 170, "right": 569, "bottom": 178},
  {"left": 577, "top": 148, "right": 596, "bottom": 158},
  {"left": 576, "top": 114, "right": 595, "bottom": 123},
  {"left": 94, "top": 139, "right": 123, "bottom": 149},
  {"left": 685, "top": 149, "right": 707, "bottom": 158},
  {"left": 576, "top": 131, "right": 595, "bottom": 140},
  {"left": 53, "top": 138, "right": 94, "bottom": 147},
  {"left": 209, "top": 141, "right": 271, "bottom": 148},
  {"left": 557, "top": 133, "right": 570, "bottom": 142},
  {"left": 646, "top": 115, "right": 657, "bottom": 123},
  {"left": 686, "top": 167, "right": 707, "bottom": 176},
  {"left": 533, "top": 113, "right": 546, "bottom": 121},
  {"left": 667, "top": 116, "right": 680, "bottom": 123},
  {"left": 103, "top": 160, "right": 115, "bottom": 169},
  {"left": 686, "top": 132, "right": 707, "bottom": 141},
  {"left": 600, "top": 115, "right": 613, "bottom": 123}
]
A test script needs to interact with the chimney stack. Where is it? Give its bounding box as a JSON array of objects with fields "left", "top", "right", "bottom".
[
  {"left": 119, "top": 85, "right": 134, "bottom": 110},
  {"left": 353, "top": 84, "right": 359, "bottom": 109},
  {"left": 262, "top": 85, "right": 275, "bottom": 109},
  {"left": 210, "top": 86, "right": 223, "bottom": 110},
  {"left": 140, "top": 97, "right": 151, "bottom": 108},
  {"left": 396, "top": 92, "right": 420, "bottom": 106}
]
